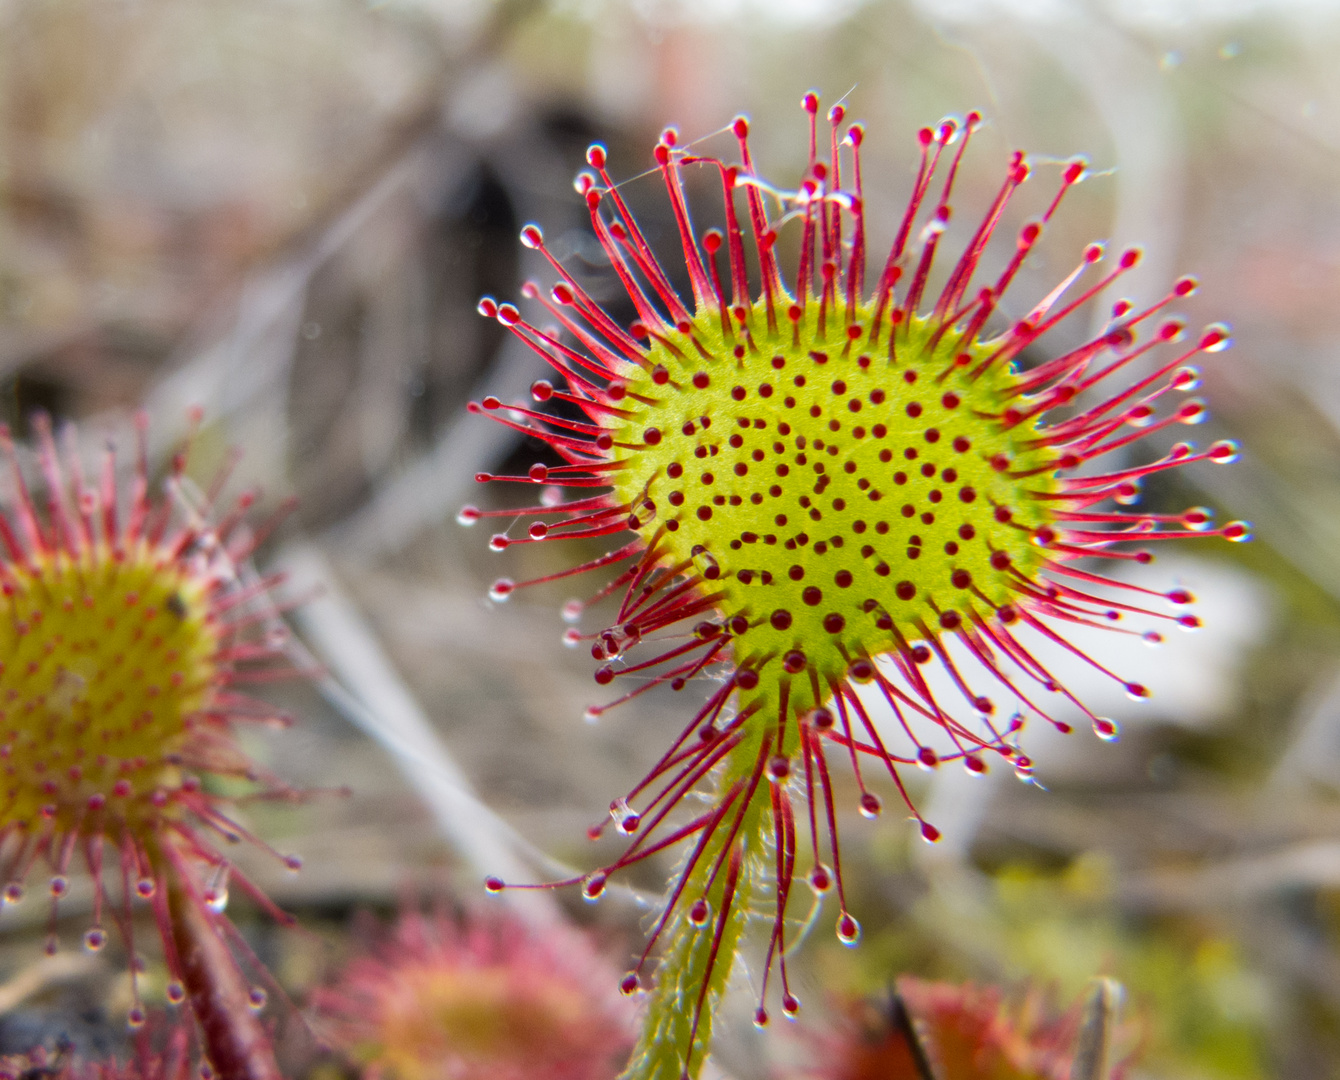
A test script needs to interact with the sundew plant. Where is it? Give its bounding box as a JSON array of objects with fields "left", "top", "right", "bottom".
[
  {"left": 464, "top": 95, "right": 1248, "bottom": 1080},
  {"left": 0, "top": 411, "right": 304, "bottom": 1080}
]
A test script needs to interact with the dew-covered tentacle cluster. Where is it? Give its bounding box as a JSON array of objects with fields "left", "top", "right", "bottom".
[
  {"left": 0, "top": 409, "right": 304, "bottom": 1023},
  {"left": 464, "top": 94, "right": 1248, "bottom": 1079}
]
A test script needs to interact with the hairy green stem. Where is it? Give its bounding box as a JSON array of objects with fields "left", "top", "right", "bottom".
[{"left": 620, "top": 736, "right": 774, "bottom": 1080}]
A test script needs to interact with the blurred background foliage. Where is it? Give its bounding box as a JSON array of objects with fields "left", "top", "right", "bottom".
[{"left": 1, "top": 0, "right": 1340, "bottom": 1077}]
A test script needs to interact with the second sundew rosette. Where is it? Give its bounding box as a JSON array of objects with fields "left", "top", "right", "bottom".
[
  {"left": 0, "top": 410, "right": 305, "bottom": 1080},
  {"left": 462, "top": 95, "right": 1249, "bottom": 1080}
]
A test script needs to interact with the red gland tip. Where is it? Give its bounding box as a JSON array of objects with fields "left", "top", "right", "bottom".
[
  {"left": 484, "top": 876, "right": 505, "bottom": 893},
  {"left": 1201, "top": 323, "right": 1233, "bottom": 351},
  {"left": 836, "top": 913, "right": 861, "bottom": 945},
  {"left": 476, "top": 296, "right": 497, "bottom": 318},
  {"left": 1173, "top": 366, "right": 1201, "bottom": 390},
  {"left": 920, "top": 821, "right": 941, "bottom": 843},
  {"left": 1158, "top": 318, "right": 1186, "bottom": 341},
  {"left": 519, "top": 224, "right": 543, "bottom": 249},
  {"left": 1119, "top": 246, "right": 1143, "bottom": 268},
  {"left": 586, "top": 143, "right": 607, "bottom": 169},
  {"left": 621, "top": 972, "right": 642, "bottom": 996},
  {"left": 1093, "top": 717, "right": 1120, "bottom": 741},
  {"left": 1177, "top": 400, "right": 1207, "bottom": 424},
  {"left": 802, "top": 91, "right": 819, "bottom": 114}
]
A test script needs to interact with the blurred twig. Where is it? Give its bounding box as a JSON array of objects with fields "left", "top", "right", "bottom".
[
  {"left": 275, "top": 542, "right": 651, "bottom": 924},
  {"left": 1071, "top": 979, "right": 1121, "bottom": 1080},
  {"left": 0, "top": 953, "right": 98, "bottom": 1014},
  {"left": 326, "top": 332, "right": 539, "bottom": 557}
]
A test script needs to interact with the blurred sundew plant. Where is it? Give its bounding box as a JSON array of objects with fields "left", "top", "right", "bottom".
[
  {"left": 796, "top": 976, "right": 1140, "bottom": 1080},
  {"left": 462, "top": 93, "right": 1249, "bottom": 1080},
  {"left": 311, "top": 906, "right": 635, "bottom": 1080},
  {"left": 0, "top": 410, "right": 307, "bottom": 1080},
  {"left": 917, "top": 858, "right": 1270, "bottom": 1079}
]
